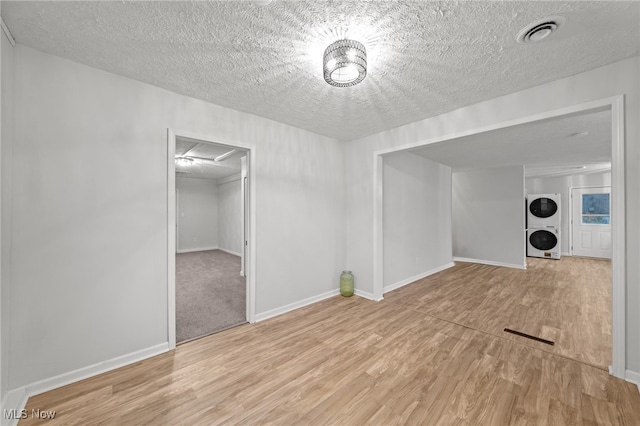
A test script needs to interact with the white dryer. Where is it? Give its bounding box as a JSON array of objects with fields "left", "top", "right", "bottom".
[
  {"left": 527, "top": 193, "right": 561, "bottom": 229},
  {"left": 527, "top": 228, "right": 561, "bottom": 259}
]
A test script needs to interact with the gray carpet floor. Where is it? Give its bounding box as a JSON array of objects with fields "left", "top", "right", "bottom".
[{"left": 176, "top": 249, "right": 246, "bottom": 343}]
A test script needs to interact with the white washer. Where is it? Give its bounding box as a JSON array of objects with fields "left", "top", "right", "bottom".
[
  {"left": 527, "top": 228, "right": 561, "bottom": 259},
  {"left": 527, "top": 193, "right": 561, "bottom": 229}
]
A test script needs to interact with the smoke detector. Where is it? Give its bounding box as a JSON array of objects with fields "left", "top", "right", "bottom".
[{"left": 516, "top": 15, "right": 566, "bottom": 44}]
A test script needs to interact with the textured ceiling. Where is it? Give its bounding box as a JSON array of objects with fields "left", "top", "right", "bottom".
[
  {"left": 410, "top": 108, "right": 611, "bottom": 177},
  {"left": 176, "top": 137, "right": 244, "bottom": 181},
  {"left": 2, "top": 1, "right": 639, "bottom": 141}
]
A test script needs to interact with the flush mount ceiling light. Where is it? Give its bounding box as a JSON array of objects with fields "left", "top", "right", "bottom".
[
  {"left": 175, "top": 156, "right": 194, "bottom": 167},
  {"left": 323, "top": 39, "right": 367, "bottom": 87},
  {"left": 516, "top": 15, "right": 566, "bottom": 44}
]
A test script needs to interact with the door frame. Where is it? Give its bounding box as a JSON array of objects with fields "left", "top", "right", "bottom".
[
  {"left": 372, "top": 95, "right": 626, "bottom": 378},
  {"left": 167, "top": 128, "right": 257, "bottom": 349},
  {"left": 569, "top": 185, "right": 612, "bottom": 258}
]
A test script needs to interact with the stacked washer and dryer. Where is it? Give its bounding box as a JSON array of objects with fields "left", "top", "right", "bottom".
[{"left": 526, "top": 193, "right": 561, "bottom": 259}]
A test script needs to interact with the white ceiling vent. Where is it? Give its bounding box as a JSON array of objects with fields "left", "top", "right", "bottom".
[{"left": 516, "top": 15, "right": 566, "bottom": 44}]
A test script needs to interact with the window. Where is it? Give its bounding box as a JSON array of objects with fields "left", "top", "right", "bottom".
[{"left": 582, "top": 193, "right": 610, "bottom": 224}]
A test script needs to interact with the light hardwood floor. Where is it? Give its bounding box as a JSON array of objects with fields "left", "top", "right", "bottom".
[
  {"left": 386, "top": 257, "right": 612, "bottom": 369},
  {"left": 20, "top": 258, "right": 639, "bottom": 425}
]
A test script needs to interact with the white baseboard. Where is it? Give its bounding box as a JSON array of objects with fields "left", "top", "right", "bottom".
[
  {"left": 1, "top": 387, "right": 28, "bottom": 426},
  {"left": 176, "top": 245, "right": 218, "bottom": 254},
  {"left": 626, "top": 369, "right": 640, "bottom": 392},
  {"left": 383, "top": 262, "right": 455, "bottom": 294},
  {"left": 25, "top": 343, "right": 169, "bottom": 398},
  {"left": 354, "top": 289, "right": 383, "bottom": 301},
  {"left": 453, "top": 257, "right": 527, "bottom": 270},
  {"left": 562, "top": 252, "right": 570, "bottom": 256},
  {"left": 217, "top": 248, "right": 241, "bottom": 257},
  {"left": 255, "top": 289, "right": 340, "bottom": 322},
  {"left": 0, "top": 342, "right": 169, "bottom": 425}
]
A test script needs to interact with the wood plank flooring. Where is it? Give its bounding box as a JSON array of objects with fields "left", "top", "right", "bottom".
[
  {"left": 384, "top": 257, "right": 612, "bottom": 369},
  {"left": 20, "top": 258, "right": 638, "bottom": 425}
]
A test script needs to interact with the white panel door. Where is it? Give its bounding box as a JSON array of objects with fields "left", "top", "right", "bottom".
[
  {"left": 175, "top": 189, "right": 180, "bottom": 253},
  {"left": 240, "top": 156, "right": 247, "bottom": 277},
  {"left": 571, "top": 187, "right": 612, "bottom": 259}
]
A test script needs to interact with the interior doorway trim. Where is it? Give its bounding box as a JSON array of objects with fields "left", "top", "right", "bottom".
[
  {"left": 372, "top": 95, "right": 626, "bottom": 379},
  {"left": 167, "top": 128, "right": 257, "bottom": 350}
]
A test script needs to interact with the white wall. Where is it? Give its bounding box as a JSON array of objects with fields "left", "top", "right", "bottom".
[
  {"left": 8, "top": 44, "right": 345, "bottom": 390},
  {"left": 453, "top": 166, "right": 525, "bottom": 268},
  {"left": 176, "top": 173, "right": 243, "bottom": 256},
  {"left": 217, "top": 175, "right": 242, "bottom": 256},
  {"left": 1, "top": 23, "right": 14, "bottom": 407},
  {"left": 176, "top": 177, "right": 218, "bottom": 253},
  {"left": 383, "top": 152, "right": 452, "bottom": 289},
  {"left": 526, "top": 171, "right": 611, "bottom": 255},
  {"left": 345, "top": 56, "right": 640, "bottom": 372}
]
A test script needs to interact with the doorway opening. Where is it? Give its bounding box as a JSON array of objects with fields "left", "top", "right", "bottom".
[
  {"left": 167, "top": 130, "right": 256, "bottom": 349},
  {"left": 373, "top": 96, "right": 625, "bottom": 378}
]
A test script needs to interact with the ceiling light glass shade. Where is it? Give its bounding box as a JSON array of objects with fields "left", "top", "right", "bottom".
[
  {"left": 323, "top": 39, "right": 367, "bottom": 87},
  {"left": 175, "top": 156, "right": 194, "bottom": 167}
]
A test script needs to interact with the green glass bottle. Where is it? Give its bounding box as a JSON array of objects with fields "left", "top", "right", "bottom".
[{"left": 340, "top": 270, "right": 354, "bottom": 297}]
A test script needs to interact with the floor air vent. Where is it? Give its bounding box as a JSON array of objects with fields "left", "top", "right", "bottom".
[{"left": 503, "top": 328, "right": 555, "bottom": 345}]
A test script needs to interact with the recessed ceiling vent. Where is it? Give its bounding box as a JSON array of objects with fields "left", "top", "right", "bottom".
[{"left": 516, "top": 15, "right": 566, "bottom": 44}]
